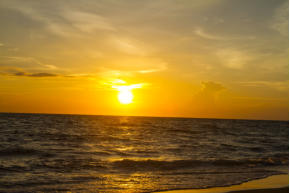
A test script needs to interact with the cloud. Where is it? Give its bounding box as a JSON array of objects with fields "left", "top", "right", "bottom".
[
  {"left": 0, "top": 56, "right": 51, "bottom": 68},
  {"left": 0, "top": 2, "right": 115, "bottom": 38},
  {"left": 43, "top": 11, "right": 116, "bottom": 38},
  {"left": 216, "top": 49, "right": 250, "bottom": 69},
  {"left": 0, "top": 56, "right": 35, "bottom": 64},
  {"left": 194, "top": 28, "right": 224, "bottom": 40},
  {"left": 194, "top": 81, "right": 225, "bottom": 107},
  {"left": 0, "top": 65, "right": 96, "bottom": 78},
  {"left": 137, "top": 62, "right": 167, "bottom": 73},
  {"left": 5, "top": 70, "right": 93, "bottom": 78},
  {"left": 102, "top": 57, "right": 168, "bottom": 75},
  {"left": 62, "top": 10, "right": 115, "bottom": 33},
  {"left": 270, "top": 0, "right": 288, "bottom": 36},
  {"left": 194, "top": 28, "right": 255, "bottom": 41},
  {"left": 239, "top": 81, "right": 289, "bottom": 92},
  {"left": 111, "top": 38, "right": 146, "bottom": 56},
  {"left": 0, "top": 55, "right": 63, "bottom": 78},
  {"left": 13, "top": 72, "right": 58, "bottom": 77},
  {"left": 42, "top": 64, "right": 58, "bottom": 70},
  {"left": 200, "top": 81, "right": 224, "bottom": 93}
]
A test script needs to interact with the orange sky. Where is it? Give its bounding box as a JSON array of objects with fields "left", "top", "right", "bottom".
[{"left": 0, "top": 0, "right": 288, "bottom": 120}]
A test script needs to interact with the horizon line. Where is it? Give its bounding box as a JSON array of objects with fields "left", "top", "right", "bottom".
[{"left": 0, "top": 111, "right": 288, "bottom": 122}]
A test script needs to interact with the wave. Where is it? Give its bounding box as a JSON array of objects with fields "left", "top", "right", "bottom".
[
  {"left": 0, "top": 147, "right": 53, "bottom": 157},
  {"left": 111, "top": 156, "right": 288, "bottom": 171}
]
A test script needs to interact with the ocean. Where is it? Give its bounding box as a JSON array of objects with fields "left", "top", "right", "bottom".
[{"left": 0, "top": 113, "right": 288, "bottom": 192}]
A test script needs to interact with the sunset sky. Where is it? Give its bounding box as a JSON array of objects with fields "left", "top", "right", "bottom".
[{"left": 0, "top": 0, "right": 288, "bottom": 120}]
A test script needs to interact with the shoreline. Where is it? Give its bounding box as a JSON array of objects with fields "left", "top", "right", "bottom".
[{"left": 154, "top": 174, "right": 288, "bottom": 193}]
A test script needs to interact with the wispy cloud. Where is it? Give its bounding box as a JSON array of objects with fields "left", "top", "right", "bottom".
[
  {"left": 105, "top": 57, "right": 168, "bottom": 74},
  {"left": 239, "top": 81, "right": 289, "bottom": 92},
  {"left": 194, "top": 28, "right": 224, "bottom": 40},
  {"left": 0, "top": 55, "right": 63, "bottom": 79},
  {"left": 1, "top": 2, "right": 116, "bottom": 38},
  {"left": 137, "top": 62, "right": 167, "bottom": 74},
  {"left": 0, "top": 56, "right": 58, "bottom": 71},
  {"left": 216, "top": 49, "right": 251, "bottom": 69},
  {"left": 43, "top": 11, "right": 116, "bottom": 37},
  {"left": 62, "top": 10, "right": 115, "bottom": 32},
  {"left": 270, "top": 0, "right": 288, "bottom": 36},
  {"left": 111, "top": 38, "right": 146, "bottom": 56},
  {"left": 194, "top": 28, "right": 255, "bottom": 40}
]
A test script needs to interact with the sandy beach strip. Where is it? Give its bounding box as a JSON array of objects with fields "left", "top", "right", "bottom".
[
  {"left": 226, "top": 187, "right": 288, "bottom": 193},
  {"left": 154, "top": 174, "right": 288, "bottom": 193}
]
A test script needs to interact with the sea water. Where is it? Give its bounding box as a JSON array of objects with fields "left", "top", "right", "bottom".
[{"left": 0, "top": 113, "right": 288, "bottom": 192}]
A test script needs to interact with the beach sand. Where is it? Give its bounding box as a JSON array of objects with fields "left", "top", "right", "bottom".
[
  {"left": 154, "top": 174, "right": 288, "bottom": 193},
  {"left": 226, "top": 187, "right": 288, "bottom": 193}
]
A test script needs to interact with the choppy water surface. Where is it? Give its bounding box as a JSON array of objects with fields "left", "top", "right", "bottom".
[{"left": 0, "top": 113, "right": 288, "bottom": 192}]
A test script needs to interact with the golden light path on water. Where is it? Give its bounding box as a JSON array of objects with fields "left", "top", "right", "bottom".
[{"left": 89, "top": 116, "right": 160, "bottom": 192}]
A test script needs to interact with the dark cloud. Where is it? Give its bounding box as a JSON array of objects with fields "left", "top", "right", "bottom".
[
  {"left": 13, "top": 72, "right": 26, "bottom": 76},
  {"left": 13, "top": 72, "right": 58, "bottom": 77},
  {"left": 0, "top": 66, "right": 91, "bottom": 78},
  {"left": 28, "top": 72, "right": 58, "bottom": 77}
]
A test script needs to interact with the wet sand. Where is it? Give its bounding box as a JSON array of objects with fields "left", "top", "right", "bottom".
[
  {"left": 154, "top": 174, "right": 288, "bottom": 193},
  {"left": 227, "top": 187, "right": 288, "bottom": 193}
]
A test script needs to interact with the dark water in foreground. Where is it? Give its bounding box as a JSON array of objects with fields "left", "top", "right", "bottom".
[{"left": 0, "top": 113, "right": 288, "bottom": 192}]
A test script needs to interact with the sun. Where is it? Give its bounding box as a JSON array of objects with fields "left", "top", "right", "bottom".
[
  {"left": 118, "top": 89, "right": 133, "bottom": 104},
  {"left": 112, "top": 82, "right": 143, "bottom": 105}
]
